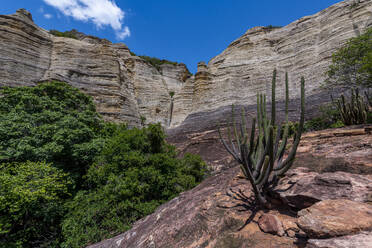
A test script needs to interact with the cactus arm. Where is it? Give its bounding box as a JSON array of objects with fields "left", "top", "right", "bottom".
[
  {"left": 273, "top": 124, "right": 282, "bottom": 158},
  {"left": 253, "top": 156, "right": 270, "bottom": 185},
  {"left": 218, "top": 124, "right": 242, "bottom": 164},
  {"left": 227, "top": 121, "right": 239, "bottom": 157},
  {"left": 231, "top": 105, "right": 242, "bottom": 149},
  {"left": 271, "top": 69, "right": 277, "bottom": 126},
  {"left": 257, "top": 126, "right": 274, "bottom": 188},
  {"left": 274, "top": 77, "right": 305, "bottom": 175}
]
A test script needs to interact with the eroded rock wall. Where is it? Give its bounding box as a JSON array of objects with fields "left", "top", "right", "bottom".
[
  {"left": 0, "top": 9, "right": 190, "bottom": 126},
  {"left": 1, "top": 0, "right": 372, "bottom": 129}
]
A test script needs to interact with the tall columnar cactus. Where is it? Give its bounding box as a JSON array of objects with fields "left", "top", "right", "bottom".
[
  {"left": 336, "top": 88, "right": 369, "bottom": 125},
  {"left": 218, "top": 70, "right": 305, "bottom": 207}
]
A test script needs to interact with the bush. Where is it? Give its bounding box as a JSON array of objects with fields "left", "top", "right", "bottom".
[
  {"left": 0, "top": 162, "right": 72, "bottom": 248},
  {"left": 61, "top": 124, "right": 207, "bottom": 247},
  {"left": 138, "top": 55, "right": 178, "bottom": 72},
  {"left": 325, "top": 27, "right": 372, "bottom": 88},
  {"left": 0, "top": 81, "right": 104, "bottom": 180},
  {"left": 49, "top": 30, "right": 78, "bottom": 39}
]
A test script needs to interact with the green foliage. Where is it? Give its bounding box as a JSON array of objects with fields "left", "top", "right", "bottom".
[
  {"left": 218, "top": 70, "right": 305, "bottom": 207},
  {"left": 336, "top": 89, "right": 369, "bottom": 125},
  {"left": 264, "top": 25, "right": 282, "bottom": 31},
  {"left": 139, "top": 55, "right": 178, "bottom": 72},
  {"left": 0, "top": 162, "right": 72, "bottom": 248},
  {"left": 325, "top": 27, "right": 372, "bottom": 88},
  {"left": 61, "top": 124, "right": 207, "bottom": 247},
  {"left": 0, "top": 81, "right": 104, "bottom": 179},
  {"left": 0, "top": 82, "right": 207, "bottom": 247},
  {"left": 140, "top": 115, "right": 147, "bottom": 126},
  {"left": 49, "top": 29, "right": 78, "bottom": 39},
  {"left": 169, "top": 91, "right": 175, "bottom": 98}
]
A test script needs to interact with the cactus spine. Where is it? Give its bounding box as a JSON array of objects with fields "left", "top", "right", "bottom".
[
  {"left": 218, "top": 70, "right": 305, "bottom": 207},
  {"left": 337, "top": 88, "right": 369, "bottom": 125}
]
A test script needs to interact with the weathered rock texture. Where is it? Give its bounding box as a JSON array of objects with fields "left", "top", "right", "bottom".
[
  {"left": 1, "top": 1, "right": 372, "bottom": 129},
  {"left": 88, "top": 126, "right": 372, "bottom": 248},
  {"left": 297, "top": 199, "right": 372, "bottom": 238},
  {"left": 274, "top": 167, "right": 372, "bottom": 209},
  {"left": 307, "top": 232, "right": 372, "bottom": 248},
  {"left": 169, "top": 0, "right": 372, "bottom": 128},
  {"left": 0, "top": 9, "right": 190, "bottom": 126}
]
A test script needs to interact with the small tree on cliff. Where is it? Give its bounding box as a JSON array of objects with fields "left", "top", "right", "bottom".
[{"left": 325, "top": 27, "right": 372, "bottom": 89}]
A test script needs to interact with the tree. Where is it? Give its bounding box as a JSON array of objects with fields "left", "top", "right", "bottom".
[
  {"left": 0, "top": 162, "right": 72, "bottom": 248},
  {"left": 325, "top": 27, "right": 372, "bottom": 89},
  {"left": 61, "top": 124, "right": 207, "bottom": 247},
  {"left": 0, "top": 81, "right": 105, "bottom": 180}
]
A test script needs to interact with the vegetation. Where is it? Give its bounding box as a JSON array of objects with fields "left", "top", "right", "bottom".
[
  {"left": 335, "top": 88, "right": 370, "bottom": 125},
  {"left": 49, "top": 29, "right": 78, "bottom": 39},
  {"left": 0, "top": 81, "right": 104, "bottom": 182},
  {"left": 325, "top": 27, "right": 372, "bottom": 89},
  {"left": 0, "top": 82, "right": 207, "bottom": 248},
  {"left": 264, "top": 25, "right": 282, "bottom": 31},
  {"left": 0, "top": 162, "right": 72, "bottom": 248},
  {"left": 138, "top": 55, "right": 179, "bottom": 72},
  {"left": 218, "top": 70, "right": 305, "bottom": 207}
]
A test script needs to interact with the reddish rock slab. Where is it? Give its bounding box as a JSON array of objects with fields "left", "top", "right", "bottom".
[
  {"left": 297, "top": 199, "right": 372, "bottom": 239},
  {"left": 86, "top": 166, "right": 297, "bottom": 248},
  {"left": 274, "top": 167, "right": 372, "bottom": 209},
  {"left": 258, "top": 214, "right": 285, "bottom": 236},
  {"left": 306, "top": 231, "right": 372, "bottom": 248}
]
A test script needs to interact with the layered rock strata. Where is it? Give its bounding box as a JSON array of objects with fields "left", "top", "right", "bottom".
[
  {"left": 1, "top": 0, "right": 372, "bottom": 129},
  {"left": 0, "top": 9, "right": 190, "bottom": 126}
]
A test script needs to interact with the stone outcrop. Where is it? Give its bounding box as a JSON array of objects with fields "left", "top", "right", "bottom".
[
  {"left": 88, "top": 126, "right": 372, "bottom": 248},
  {"left": 0, "top": 9, "right": 190, "bottom": 126},
  {"left": 307, "top": 232, "right": 372, "bottom": 248},
  {"left": 169, "top": 0, "right": 372, "bottom": 130},
  {"left": 297, "top": 199, "right": 372, "bottom": 239},
  {"left": 1, "top": 1, "right": 372, "bottom": 129},
  {"left": 274, "top": 167, "right": 372, "bottom": 209}
]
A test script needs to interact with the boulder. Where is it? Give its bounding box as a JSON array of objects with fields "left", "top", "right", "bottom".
[
  {"left": 274, "top": 167, "right": 372, "bottom": 209},
  {"left": 297, "top": 199, "right": 372, "bottom": 239},
  {"left": 306, "top": 232, "right": 372, "bottom": 248},
  {"left": 258, "top": 214, "right": 285, "bottom": 236}
]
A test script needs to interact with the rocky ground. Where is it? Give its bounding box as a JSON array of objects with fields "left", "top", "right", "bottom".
[{"left": 88, "top": 125, "right": 372, "bottom": 248}]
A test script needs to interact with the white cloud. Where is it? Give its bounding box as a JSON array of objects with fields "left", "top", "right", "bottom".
[
  {"left": 44, "top": 13, "right": 53, "bottom": 19},
  {"left": 116, "top": 26, "right": 130, "bottom": 39},
  {"left": 43, "top": 0, "right": 130, "bottom": 39}
]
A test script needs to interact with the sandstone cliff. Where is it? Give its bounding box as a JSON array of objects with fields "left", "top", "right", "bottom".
[
  {"left": 170, "top": 0, "right": 372, "bottom": 128},
  {"left": 0, "top": 9, "right": 190, "bottom": 127},
  {"left": 1, "top": 0, "right": 372, "bottom": 129}
]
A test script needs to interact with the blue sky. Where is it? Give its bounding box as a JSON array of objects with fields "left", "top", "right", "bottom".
[{"left": 1, "top": 0, "right": 341, "bottom": 73}]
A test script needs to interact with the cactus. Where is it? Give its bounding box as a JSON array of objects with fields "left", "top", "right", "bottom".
[
  {"left": 336, "top": 88, "right": 369, "bottom": 125},
  {"left": 218, "top": 70, "right": 305, "bottom": 207}
]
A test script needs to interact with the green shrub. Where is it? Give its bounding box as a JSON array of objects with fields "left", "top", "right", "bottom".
[
  {"left": 325, "top": 27, "right": 372, "bottom": 88},
  {"left": 138, "top": 55, "right": 178, "bottom": 72},
  {"left": 49, "top": 29, "right": 78, "bottom": 39},
  {"left": 61, "top": 124, "right": 207, "bottom": 247},
  {"left": 0, "top": 81, "right": 105, "bottom": 181},
  {"left": 0, "top": 162, "right": 72, "bottom": 248}
]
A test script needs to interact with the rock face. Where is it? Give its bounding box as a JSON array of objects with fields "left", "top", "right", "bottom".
[
  {"left": 88, "top": 126, "right": 372, "bottom": 248},
  {"left": 274, "top": 167, "right": 372, "bottom": 209},
  {"left": 0, "top": 9, "right": 190, "bottom": 127},
  {"left": 1, "top": 1, "right": 372, "bottom": 129},
  {"left": 169, "top": 0, "right": 372, "bottom": 129},
  {"left": 307, "top": 232, "right": 372, "bottom": 248},
  {"left": 297, "top": 199, "right": 372, "bottom": 239}
]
